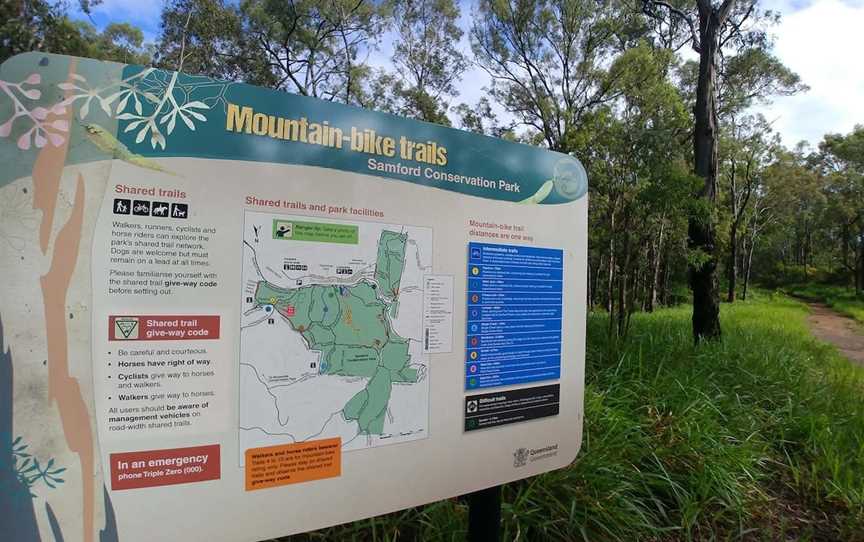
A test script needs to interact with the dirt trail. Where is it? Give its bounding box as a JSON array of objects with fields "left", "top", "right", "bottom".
[{"left": 806, "top": 302, "right": 864, "bottom": 365}]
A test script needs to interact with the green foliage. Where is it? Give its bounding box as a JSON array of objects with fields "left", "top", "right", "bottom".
[
  {"left": 227, "top": 0, "right": 387, "bottom": 102},
  {"left": 758, "top": 263, "right": 828, "bottom": 289},
  {"left": 2, "top": 0, "right": 61, "bottom": 62},
  {"left": 747, "top": 126, "right": 864, "bottom": 293},
  {"left": 282, "top": 294, "right": 864, "bottom": 540},
  {"left": 451, "top": 97, "right": 512, "bottom": 138},
  {"left": 470, "top": 0, "right": 633, "bottom": 152},
  {"left": 77, "top": 22, "right": 152, "bottom": 65},
  {"left": 378, "top": 0, "right": 467, "bottom": 124},
  {"left": 822, "top": 125, "right": 864, "bottom": 173},
  {"left": 156, "top": 0, "right": 242, "bottom": 75},
  {"left": 719, "top": 47, "right": 808, "bottom": 116},
  {"left": 1, "top": 0, "right": 152, "bottom": 64}
]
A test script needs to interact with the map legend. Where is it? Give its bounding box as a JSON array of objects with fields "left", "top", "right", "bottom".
[{"left": 466, "top": 242, "right": 564, "bottom": 390}]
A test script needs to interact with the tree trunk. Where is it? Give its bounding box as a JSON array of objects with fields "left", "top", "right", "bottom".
[
  {"left": 606, "top": 249, "right": 615, "bottom": 315},
  {"left": 593, "top": 257, "right": 603, "bottom": 308},
  {"left": 856, "top": 251, "right": 861, "bottom": 294},
  {"left": 647, "top": 240, "right": 656, "bottom": 313},
  {"left": 607, "top": 209, "right": 616, "bottom": 314},
  {"left": 617, "top": 269, "right": 627, "bottom": 338},
  {"left": 627, "top": 262, "right": 637, "bottom": 336},
  {"left": 617, "top": 212, "right": 633, "bottom": 338},
  {"left": 662, "top": 251, "right": 671, "bottom": 305},
  {"left": 689, "top": 1, "right": 727, "bottom": 342},
  {"left": 743, "top": 227, "right": 756, "bottom": 301},
  {"left": 841, "top": 222, "right": 855, "bottom": 286},
  {"left": 858, "top": 228, "right": 864, "bottom": 294},
  {"left": 727, "top": 221, "right": 737, "bottom": 303},
  {"left": 648, "top": 220, "right": 665, "bottom": 312}
]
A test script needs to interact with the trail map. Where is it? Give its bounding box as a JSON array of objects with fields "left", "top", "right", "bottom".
[{"left": 239, "top": 212, "right": 432, "bottom": 456}]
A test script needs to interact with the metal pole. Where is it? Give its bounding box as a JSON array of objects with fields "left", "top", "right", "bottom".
[{"left": 467, "top": 485, "right": 501, "bottom": 542}]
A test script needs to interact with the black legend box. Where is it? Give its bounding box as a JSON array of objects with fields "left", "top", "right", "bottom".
[
  {"left": 464, "top": 384, "right": 560, "bottom": 432},
  {"left": 132, "top": 200, "right": 151, "bottom": 216},
  {"left": 171, "top": 203, "right": 188, "bottom": 218},
  {"left": 113, "top": 199, "right": 130, "bottom": 215},
  {"left": 151, "top": 201, "right": 170, "bottom": 217}
]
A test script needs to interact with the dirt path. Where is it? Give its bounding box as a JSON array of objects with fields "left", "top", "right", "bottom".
[{"left": 806, "top": 302, "right": 864, "bottom": 365}]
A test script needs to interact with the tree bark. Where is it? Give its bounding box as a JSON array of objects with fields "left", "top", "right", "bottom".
[
  {"left": 593, "top": 256, "right": 604, "bottom": 308},
  {"left": 648, "top": 220, "right": 665, "bottom": 312},
  {"left": 662, "top": 251, "right": 671, "bottom": 305},
  {"left": 743, "top": 228, "right": 756, "bottom": 301},
  {"left": 617, "top": 219, "right": 632, "bottom": 339},
  {"left": 856, "top": 250, "right": 861, "bottom": 293},
  {"left": 841, "top": 221, "right": 857, "bottom": 287},
  {"left": 727, "top": 221, "right": 737, "bottom": 303},
  {"left": 689, "top": 0, "right": 729, "bottom": 342},
  {"left": 617, "top": 268, "right": 627, "bottom": 338},
  {"left": 858, "top": 227, "right": 864, "bottom": 293},
  {"left": 606, "top": 209, "right": 616, "bottom": 314}
]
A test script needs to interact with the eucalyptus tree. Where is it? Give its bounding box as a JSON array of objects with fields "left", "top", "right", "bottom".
[
  {"left": 639, "top": 0, "right": 803, "bottom": 341},
  {"left": 819, "top": 127, "right": 864, "bottom": 288},
  {"left": 720, "top": 114, "right": 776, "bottom": 302},
  {"left": 739, "top": 182, "right": 771, "bottom": 300},
  {"left": 2, "top": 0, "right": 151, "bottom": 64},
  {"left": 158, "top": 0, "right": 242, "bottom": 76},
  {"left": 470, "top": 0, "right": 637, "bottom": 153},
  {"left": 381, "top": 0, "right": 468, "bottom": 124},
  {"left": 757, "top": 148, "right": 825, "bottom": 280},
  {"left": 233, "top": 0, "right": 388, "bottom": 103},
  {"left": 578, "top": 43, "right": 692, "bottom": 335},
  {"left": 452, "top": 97, "right": 501, "bottom": 135}
]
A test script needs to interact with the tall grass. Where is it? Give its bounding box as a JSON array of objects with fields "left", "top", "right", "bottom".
[{"left": 285, "top": 293, "right": 864, "bottom": 541}]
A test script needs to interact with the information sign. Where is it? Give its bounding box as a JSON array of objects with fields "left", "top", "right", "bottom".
[{"left": 0, "top": 52, "right": 588, "bottom": 541}]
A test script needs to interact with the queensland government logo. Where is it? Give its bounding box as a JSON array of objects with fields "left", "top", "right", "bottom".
[
  {"left": 513, "top": 444, "right": 559, "bottom": 468},
  {"left": 513, "top": 447, "right": 529, "bottom": 468}
]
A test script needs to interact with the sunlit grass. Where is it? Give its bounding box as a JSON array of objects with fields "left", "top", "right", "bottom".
[{"left": 283, "top": 292, "right": 864, "bottom": 541}]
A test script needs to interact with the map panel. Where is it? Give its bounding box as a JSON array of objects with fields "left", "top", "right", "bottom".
[{"left": 239, "top": 212, "right": 433, "bottom": 457}]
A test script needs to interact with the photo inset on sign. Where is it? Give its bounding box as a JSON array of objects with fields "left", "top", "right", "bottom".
[{"left": 239, "top": 211, "right": 433, "bottom": 459}]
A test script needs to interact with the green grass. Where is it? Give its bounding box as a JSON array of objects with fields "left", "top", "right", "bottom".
[
  {"left": 282, "top": 293, "right": 864, "bottom": 541},
  {"left": 786, "top": 283, "right": 864, "bottom": 325}
]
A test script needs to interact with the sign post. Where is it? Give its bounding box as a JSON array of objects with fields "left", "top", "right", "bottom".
[
  {"left": 467, "top": 485, "right": 502, "bottom": 542},
  {"left": 0, "top": 52, "right": 588, "bottom": 541}
]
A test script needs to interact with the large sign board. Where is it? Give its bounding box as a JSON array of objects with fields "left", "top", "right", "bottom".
[{"left": 0, "top": 53, "right": 588, "bottom": 541}]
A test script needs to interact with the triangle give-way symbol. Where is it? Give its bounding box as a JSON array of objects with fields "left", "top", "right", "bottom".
[{"left": 115, "top": 318, "right": 139, "bottom": 340}]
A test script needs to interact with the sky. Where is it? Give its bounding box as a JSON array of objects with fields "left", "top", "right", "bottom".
[
  {"left": 754, "top": 0, "right": 864, "bottom": 147},
  {"left": 71, "top": 0, "right": 864, "bottom": 148}
]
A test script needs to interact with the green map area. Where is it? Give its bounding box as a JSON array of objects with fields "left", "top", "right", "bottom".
[
  {"left": 254, "top": 230, "right": 416, "bottom": 436},
  {"left": 375, "top": 231, "right": 407, "bottom": 301}
]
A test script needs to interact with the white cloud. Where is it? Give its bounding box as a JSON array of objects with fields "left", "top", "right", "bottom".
[{"left": 753, "top": 0, "right": 864, "bottom": 146}]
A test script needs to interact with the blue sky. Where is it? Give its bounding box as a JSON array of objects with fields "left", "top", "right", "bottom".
[{"left": 72, "top": 0, "right": 864, "bottom": 147}]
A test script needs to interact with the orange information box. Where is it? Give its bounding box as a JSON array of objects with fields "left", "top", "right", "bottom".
[{"left": 245, "top": 438, "right": 341, "bottom": 490}]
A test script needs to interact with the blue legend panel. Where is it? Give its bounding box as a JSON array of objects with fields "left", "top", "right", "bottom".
[{"left": 466, "top": 242, "right": 564, "bottom": 390}]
